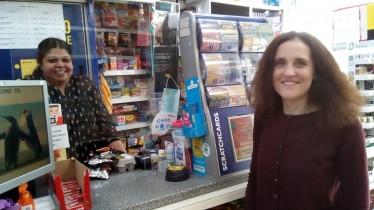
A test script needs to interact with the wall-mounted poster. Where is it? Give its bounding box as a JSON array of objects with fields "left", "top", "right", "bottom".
[{"left": 227, "top": 114, "right": 254, "bottom": 162}]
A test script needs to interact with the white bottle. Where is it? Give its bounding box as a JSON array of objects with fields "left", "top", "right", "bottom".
[
  {"left": 158, "top": 150, "right": 168, "bottom": 172},
  {"left": 165, "top": 142, "right": 174, "bottom": 167},
  {"left": 151, "top": 153, "right": 158, "bottom": 174}
]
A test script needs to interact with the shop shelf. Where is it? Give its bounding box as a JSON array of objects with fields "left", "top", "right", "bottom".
[
  {"left": 366, "top": 137, "right": 374, "bottom": 147},
  {"left": 354, "top": 58, "right": 374, "bottom": 65},
  {"left": 208, "top": 0, "right": 283, "bottom": 11},
  {"left": 94, "top": 0, "right": 155, "bottom": 5},
  {"left": 359, "top": 90, "right": 374, "bottom": 97},
  {"left": 116, "top": 122, "right": 150, "bottom": 131},
  {"left": 362, "top": 122, "right": 374, "bottom": 129},
  {"left": 111, "top": 96, "right": 150, "bottom": 104},
  {"left": 103, "top": 70, "right": 149, "bottom": 76},
  {"left": 355, "top": 74, "right": 374, "bottom": 80},
  {"left": 251, "top": 4, "right": 283, "bottom": 11},
  {"left": 211, "top": 0, "right": 249, "bottom": 7},
  {"left": 362, "top": 106, "right": 374, "bottom": 112},
  {"left": 367, "top": 146, "right": 374, "bottom": 159},
  {"left": 95, "top": 28, "right": 138, "bottom": 34}
]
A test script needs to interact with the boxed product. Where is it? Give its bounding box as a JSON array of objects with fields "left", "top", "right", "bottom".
[
  {"left": 117, "top": 58, "right": 128, "bottom": 70},
  {"left": 118, "top": 33, "right": 132, "bottom": 47},
  {"left": 113, "top": 103, "right": 136, "bottom": 113},
  {"left": 113, "top": 115, "right": 126, "bottom": 125},
  {"left": 128, "top": 59, "right": 137, "bottom": 69},
  {"left": 134, "top": 79, "right": 148, "bottom": 96},
  {"left": 130, "top": 87, "right": 140, "bottom": 97},
  {"left": 109, "top": 57, "right": 117, "bottom": 70},
  {"left": 127, "top": 4, "right": 139, "bottom": 30},
  {"left": 104, "top": 31, "right": 118, "bottom": 46},
  {"left": 94, "top": 7, "right": 102, "bottom": 28},
  {"left": 124, "top": 112, "right": 138, "bottom": 124},
  {"left": 101, "top": 5, "right": 118, "bottom": 27},
  {"left": 48, "top": 158, "right": 92, "bottom": 210},
  {"left": 116, "top": 5, "right": 129, "bottom": 28}
]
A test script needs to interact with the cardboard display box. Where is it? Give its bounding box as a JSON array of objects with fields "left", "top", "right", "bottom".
[{"left": 47, "top": 158, "right": 92, "bottom": 210}]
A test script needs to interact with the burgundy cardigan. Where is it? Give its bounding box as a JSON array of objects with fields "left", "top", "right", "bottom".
[{"left": 245, "top": 111, "right": 369, "bottom": 210}]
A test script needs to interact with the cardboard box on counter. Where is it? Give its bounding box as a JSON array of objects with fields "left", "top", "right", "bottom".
[{"left": 47, "top": 158, "right": 92, "bottom": 210}]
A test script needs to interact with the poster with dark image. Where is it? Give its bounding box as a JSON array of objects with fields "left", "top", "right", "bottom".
[{"left": 0, "top": 86, "right": 50, "bottom": 182}]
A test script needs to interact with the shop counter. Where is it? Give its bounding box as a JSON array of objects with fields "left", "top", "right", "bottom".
[{"left": 90, "top": 170, "right": 248, "bottom": 210}]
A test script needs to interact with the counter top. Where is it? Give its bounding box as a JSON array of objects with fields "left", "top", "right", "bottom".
[{"left": 90, "top": 170, "right": 248, "bottom": 210}]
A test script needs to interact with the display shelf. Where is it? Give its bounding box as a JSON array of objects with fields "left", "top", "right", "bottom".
[
  {"left": 96, "top": 28, "right": 137, "bottom": 34},
  {"left": 113, "top": 55, "right": 136, "bottom": 59},
  {"left": 210, "top": 0, "right": 249, "bottom": 7},
  {"left": 111, "top": 96, "right": 150, "bottom": 104},
  {"left": 186, "top": 0, "right": 283, "bottom": 17},
  {"left": 251, "top": 4, "right": 283, "bottom": 11},
  {"left": 362, "top": 122, "right": 374, "bottom": 129},
  {"left": 359, "top": 90, "right": 374, "bottom": 97},
  {"left": 362, "top": 106, "right": 374, "bottom": 113},
  {"left": 354, "top": 74, "right": 374, "bottom": 80},
  {"left": 366, "top": 137, "right": 374, "bottom": 147},
  {"left": 353, "top": 58, "right": 374, "bottom": 65},
  {"left": 103, "top": 70, "right": 149, "bottom": 76},
  {"left": 116, "top": 122, "right": 150, "bottom": 131},
  {"left": 98, "top": 0, "right": 155, "bottom": 4},
  {"left": 367, "top": 146, "right": 374, "bottom": 159}
]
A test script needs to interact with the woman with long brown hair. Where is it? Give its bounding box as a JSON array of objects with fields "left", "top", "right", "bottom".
[{"left": 245, "top": 31, "right": 369, "bottom": 209}]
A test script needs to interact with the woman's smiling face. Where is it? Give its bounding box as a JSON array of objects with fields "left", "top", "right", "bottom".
[
  {"left": 272, "top": 39, "right": 315, "bottom": 104},
  {"left": 40, "top": 48, "right": 73, "bottom": 84}
]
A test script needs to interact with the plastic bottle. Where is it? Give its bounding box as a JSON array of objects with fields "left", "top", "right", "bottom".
[
  {"left": 158, "top": 150, "right": 168, "bottom": 172},
  {"left": 165, "top": 142, "right": 174, "bottom": 167},
  {"left": 172, "top": 120, "right": 192, "bottom": 170},
  {"left": 151, "top": 153, "right": 158, "bottom": 174}
]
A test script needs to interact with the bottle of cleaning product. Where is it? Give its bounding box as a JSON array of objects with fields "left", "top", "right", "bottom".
[
  {"left": 158, "top": 149, "right": 168, "bottom": 172},
  {"left": 172, "top": 120, "right": 192, "bottom": 170},
  {"left": 165, "top": 142, "right": 174, "bottom": 167}
]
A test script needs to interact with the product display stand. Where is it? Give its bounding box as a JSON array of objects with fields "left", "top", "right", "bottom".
[
  {"left": 349, "top": 51, "right": 374, "bottom": 191},
  {"left": 179, "top": 11, "right": 270, "bottom": 181}
]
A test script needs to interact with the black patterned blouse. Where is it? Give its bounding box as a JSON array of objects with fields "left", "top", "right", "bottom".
[{"left": 24, "top": 75, "right": 122, "bottom": 162}]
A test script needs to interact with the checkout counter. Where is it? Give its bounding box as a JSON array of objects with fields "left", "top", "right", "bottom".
[{"left": 90, "top": 170, "right": 247, "bottom": 210}]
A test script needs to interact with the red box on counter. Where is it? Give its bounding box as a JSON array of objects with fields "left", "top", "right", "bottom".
[{"left": 47, "top": 158, "right": 92, "bottom": 210}]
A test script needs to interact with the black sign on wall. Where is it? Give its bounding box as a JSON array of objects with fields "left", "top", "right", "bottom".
[{"left": 154, "top": 46, "right": 178, "bottom": 93}]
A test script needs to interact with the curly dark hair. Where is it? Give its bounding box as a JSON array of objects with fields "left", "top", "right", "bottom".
[{"left": 249, "top": 31, "right": 364, "bottom": 127}]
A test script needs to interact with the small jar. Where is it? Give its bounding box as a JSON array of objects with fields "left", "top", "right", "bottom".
[{"left": 360, "top": 116, "right": 367, "bottom": 123}]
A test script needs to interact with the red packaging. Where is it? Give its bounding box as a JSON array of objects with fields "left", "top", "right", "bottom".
[
  {"left": 64, "top": 193, "right": 84, "bottom": 205},
  {"left": 62, "top": 183, "right": 80, "bottom": 189},
  {"left": 62, "top": 184, "right": 81, "bottom": 194},
  {"left": 62, "top": 179, "right": 77, "bottom": 185},
  {"left": 66, "top": 201, "right": 84, "bottom": 210}
]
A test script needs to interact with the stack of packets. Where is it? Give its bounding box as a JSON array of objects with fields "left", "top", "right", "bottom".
[
  {"left": 59, "top": 179, "right": 84, "bottom": 210},
  {"left": 85, "top": 147, "right": 126, "bottom": 180},
  {"left": 49, "top": 104, "right": 69, "bottom": 161},
  {"left": 206, "top": 85, "right": 248, "bottom": 108}
]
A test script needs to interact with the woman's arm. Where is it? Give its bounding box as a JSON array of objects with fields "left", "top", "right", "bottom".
[
  {"left": 89, "top": 80, "right": 126, "bottom": 152},
  {"left": 335, "top": 120, "right": 369, "bottom": 209},
  {"left": 245, "top": 112, "right": 261, "bottom": 210}
]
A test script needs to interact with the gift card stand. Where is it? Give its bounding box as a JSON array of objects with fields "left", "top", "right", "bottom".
[{"left": 179, "top": 12, "right": 270, "bottom": 181}]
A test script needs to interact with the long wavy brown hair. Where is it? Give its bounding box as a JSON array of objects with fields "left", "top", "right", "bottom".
[{"left": 249, "top": 31, "right": 364, "bottom": 127}]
